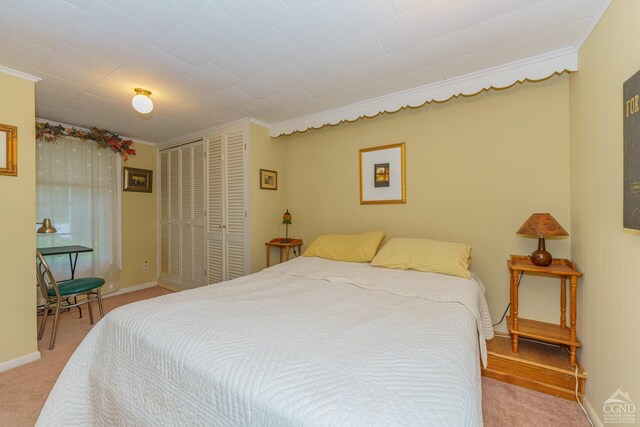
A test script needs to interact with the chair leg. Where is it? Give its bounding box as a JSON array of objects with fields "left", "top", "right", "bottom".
[
  {"left": 38, "top": 302, "right": 49, "bottom": 341},
  {"left": 97, "top": 288, "right": 104, "bottom": 318},
  {"left": 88, "top": 296, "right": 94, "bottom": 325},
  {"left": 49, "top": 301, "right": 61, "bottom": 350},
  {"left": 75, "top": 296, "right": 82, "bottom": 319}
]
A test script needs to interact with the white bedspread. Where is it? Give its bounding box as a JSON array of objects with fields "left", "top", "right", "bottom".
[{"left": 38, "top": 257, "right": 494, "bottom": 427}]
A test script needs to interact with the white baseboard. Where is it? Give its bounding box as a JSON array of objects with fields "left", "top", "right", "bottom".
[
  {"left": 0, "top": 351, "right": 41, "bottom": 373},
  {"left": 582, "top": 396, "right": 603, "bottom": 427},
  {"left": 102, "top": 281, "right": 158, "bottom": 298}
]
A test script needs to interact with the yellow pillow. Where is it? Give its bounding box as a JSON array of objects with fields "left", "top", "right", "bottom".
[
  {"left": 371, "top": 237, "right": 472, "bottom": 278},
  {"left": 303, "top": 232, "right": 385, "bottom": 262}
]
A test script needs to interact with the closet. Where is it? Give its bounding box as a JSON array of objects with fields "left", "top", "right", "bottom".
[{"left": 159, "top": 124, "right": 250, "bottom": 289}]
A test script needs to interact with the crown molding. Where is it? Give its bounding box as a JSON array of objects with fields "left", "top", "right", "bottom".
[
  {"left": 0, "top": 65, "right": 41, "bottom": 82},
  {"left": 268, "top": 48, "right": 578, "bottom": 137},
  {"left": 157, "top": 117, "right": 267, "bottom": 149}
]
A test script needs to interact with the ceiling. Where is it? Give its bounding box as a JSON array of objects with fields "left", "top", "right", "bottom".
[{"left": 0, "top": 0, "right": 609, "bottom": 143}]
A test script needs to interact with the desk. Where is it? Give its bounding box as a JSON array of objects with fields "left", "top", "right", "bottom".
[
  {"left": 38, "top": 245, "right": 93, "bottom": 281},
  {"left": 265, "top": 238, "right": 303, "bottom": 267}
]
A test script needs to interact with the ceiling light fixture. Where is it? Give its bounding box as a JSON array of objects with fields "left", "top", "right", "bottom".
[{"left": 132, "top": 88, "right": 153, "bottom": 114}]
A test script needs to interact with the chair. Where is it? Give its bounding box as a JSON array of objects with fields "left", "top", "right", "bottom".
[{"left": 36, "top": 250, "right": 105, "bottom": 350}]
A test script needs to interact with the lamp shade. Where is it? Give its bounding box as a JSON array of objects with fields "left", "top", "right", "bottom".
[
  {"left": 37, "top": 218, "right": 57, "bottom": 234},
  {"left": 516, "top": 213, "right": 568, "bottom": 237},
  {"left": 132, "top": 88, "right": 153, "bottom": 114},
  {"left": 282, "top": 209, "right": 292, "bottom": 224}
]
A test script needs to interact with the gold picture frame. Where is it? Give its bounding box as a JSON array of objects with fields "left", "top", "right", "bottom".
[
  {"left": 359, "top": 143, "right": 406, "bottom": 204},
  {"left": 260, "top": 169, "right": 277, "bottom": 190},
  {"left": 0, "top": 123, "right": 18, "bottom": 177},
  {"left": 123, "top": 167, "right": 153, "bottom": 193}
]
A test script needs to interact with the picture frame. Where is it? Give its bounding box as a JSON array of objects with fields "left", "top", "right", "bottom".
[
  {"left": 123, "top": 167, "right": 153, "bottom": 193},
  {"left": 623, "top": 70, "right": 640, "bottom": 230},
  {"left": 0, "top": 123, "right": 18, "bottom": 177},
  {"left": 359, "top": 143, "right": 406, "bottom": 204},
  {"left": 260, "top": 169, "right": 277, "bottom": 190}
]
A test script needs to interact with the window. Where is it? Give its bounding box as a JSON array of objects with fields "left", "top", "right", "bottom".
[{"left": 36, "top": 137, "right": 121, "bottom": 285}]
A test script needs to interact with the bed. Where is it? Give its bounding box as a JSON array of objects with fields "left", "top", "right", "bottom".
[{"left": 37, "top": 256, "right": 493, "bottom": 426}]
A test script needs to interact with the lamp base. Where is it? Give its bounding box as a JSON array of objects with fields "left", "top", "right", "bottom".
[{"left": 531, "top": 237, "right": 552, "bottom": 266}]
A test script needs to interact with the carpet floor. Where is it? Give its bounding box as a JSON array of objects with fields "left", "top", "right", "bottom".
[{"left": 0, "top": 287, "right": 590, "bottom": 426}]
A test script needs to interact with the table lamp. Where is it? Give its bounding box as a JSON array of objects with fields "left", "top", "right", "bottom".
[
  {"left": 37, "top": 218, "right": 57, "bottom": 234},
  {"left": 516, "top": 213, "right": 568, "bottom": 266},
  {"left": 282, "top": 209, "right": 292, "bottom": 243}
]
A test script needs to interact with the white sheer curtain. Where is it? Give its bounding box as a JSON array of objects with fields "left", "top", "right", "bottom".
[{"left": 36, "top": 136, "right": 121, "bottom": 286}]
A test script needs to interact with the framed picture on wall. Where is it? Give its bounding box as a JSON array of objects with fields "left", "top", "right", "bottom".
[
  {"left": 260, "top": 169, "right": 277, "bottom": 190},
  {"left": 0, "top": 123, "right": 17, "bottom": 177},
  {"left": 123, "top": 167, "right": 153, "bottom": 193},
  {"left": 359, "top": 143, "right": 406, "bottom": 204},
  {"left": 624, "top": 70, "right": 640, "bottom": 230}
]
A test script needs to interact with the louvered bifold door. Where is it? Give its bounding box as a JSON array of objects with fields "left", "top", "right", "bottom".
[
  {"left": 224, "top": 129, "right": 247, "bottom": 280},
  {"left": 191, "top": 143, "right": 206, "bottom": 286},
  {"left": 178, "top": 143, "right": 206, "bottom": 287},
  {"left": 168, "top": 149, "right": 181, "bottom": 280},
  {"left": 179, "top": 145, "right": 193, "bottom": 285},
  {"left": 159, "top": 151, "right": 170, "bottom": 276},
  {"left": 207, "top": 134, "right": 225, "bottom": 284}
]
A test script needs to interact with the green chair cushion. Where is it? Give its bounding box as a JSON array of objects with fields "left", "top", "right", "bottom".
[{"left": 48, "top": 277, "right": 105, "bottom": 297}]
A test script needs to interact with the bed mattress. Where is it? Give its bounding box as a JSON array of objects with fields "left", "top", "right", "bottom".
[{"left": 37, "top": 257, "right": 493, "bottom": 426}]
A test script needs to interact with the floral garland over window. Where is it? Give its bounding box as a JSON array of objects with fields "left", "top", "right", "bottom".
[{"left": 35, "top": 122, "right": 137, "bottom": 162}]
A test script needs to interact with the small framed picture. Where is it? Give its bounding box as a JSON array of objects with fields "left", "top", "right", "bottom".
[
  {"left": 260, "top": 169, "right": 277, "bottom": 190},
  {"left": 123, "top": 167, "right": 153, "bottom": 193},
  {"left": 0, "top": 123, "right": 18, "bottom": 177},
  {"left": 359, "top": 143, "right": 406, "bottom": 204}
]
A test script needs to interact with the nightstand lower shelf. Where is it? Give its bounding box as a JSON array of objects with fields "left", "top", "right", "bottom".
[
  {"left": 482, "top": 334, "right": 586, "bottom": 401},
  {"left": 507, "top": 316, "right": 582, "bottom": 348}
]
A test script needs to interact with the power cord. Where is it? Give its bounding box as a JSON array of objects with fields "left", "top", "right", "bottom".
[
  {"left": 493, "top": 271, "right": 523, "bottom": 326},
  {"left": 575, "top": 364, "right": 593, "bottom": 426},
  {"left": 516, "top": 338, "right": 592, "bottom": 425}
]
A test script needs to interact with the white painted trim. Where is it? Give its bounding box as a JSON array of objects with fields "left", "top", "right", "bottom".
[
  {"left": 582, "top": 396, "right": 603, "bottom": 427},
  {"left": 243, "top": 126, "right": 252, "bottom": 276},
  {"left": 247, "top": 116, "right": 271, "bottom": 129},
  {"left": 0, "top": 65, "right": 41, "bottom": 82},
  {"left": 102, "top": 281, "right": 158, "bottom": 298},
  {"left": 269, "top": 48, "right": 578, "bottom": 137},
  {"left": 0, "top": 351, "right": 41, "bottom": 373},
  {"left": 158, "top": 117, "right": 265, "bottom": 149},
  {"left": 573, "top": 0, "right": 613, "bottom": 50}
]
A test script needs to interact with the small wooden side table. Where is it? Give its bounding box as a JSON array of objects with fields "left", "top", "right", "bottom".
[
  {"left": 266, "top": 238, "right": 303, "bottom": 267},
  {"left": 507, "top": 255, "right": 583, "bottom": 367}
]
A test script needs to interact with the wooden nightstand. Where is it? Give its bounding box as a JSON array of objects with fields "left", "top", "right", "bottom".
[
  {"left": 266, "top": 238, "right": 303, "bottom": 267},
  {"left": 507, "top": 255, "right": 583, "bottom": 367}
]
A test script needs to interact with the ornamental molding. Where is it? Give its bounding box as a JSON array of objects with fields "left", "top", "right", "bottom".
[
  {"left": 0, "top": 65, "right": 41, "bottom": 82},
  {"left": 268, "top": 48, "right": 578, "bottom": 137}
]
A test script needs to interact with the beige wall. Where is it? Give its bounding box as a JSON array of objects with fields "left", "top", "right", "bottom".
[
  {"left": 119, "top": 142, "right": 159, "bottom": 289},
  {"left": 570, "top": 0, "right": 640, "bottom": 421},
  {"left": 279, "top": 76, "right": 573, "bottom": 327},
  {"left": 0, "top": 72, "right": 37, "bottom": 365},
  {"left": 249, "top": 122, "right": 285, "bottom": 272}
]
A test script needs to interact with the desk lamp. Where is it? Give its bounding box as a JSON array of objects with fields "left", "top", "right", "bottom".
[
  {"left": 282, "top": 210, "right": 292, "bottom": 243},
  {"left": 37, "top": 218, "right": 57, "bottom": 234}
]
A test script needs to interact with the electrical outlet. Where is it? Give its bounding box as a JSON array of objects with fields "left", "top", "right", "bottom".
[{"left": 143, "top": 260, "right": 150, "bottom": 270}]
